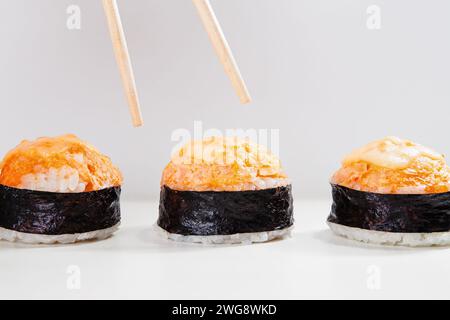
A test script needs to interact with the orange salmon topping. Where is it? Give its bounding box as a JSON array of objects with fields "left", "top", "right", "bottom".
[
  {"left": 331, "top": 137, "right": 450, "bottom": 194},
  {"left": 162, "top": 136, "right": 289, "bottom": 192}
]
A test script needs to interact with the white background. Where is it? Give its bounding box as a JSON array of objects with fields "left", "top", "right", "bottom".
[
  {"left": 2, "top": 0, "right": 450, "bottom": 200},
  {"left": 3, "top": 200, "right": 450, "bottom": 300}
]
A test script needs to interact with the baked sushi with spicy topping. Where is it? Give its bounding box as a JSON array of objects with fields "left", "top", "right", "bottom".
[
  {"left": 157, "top": 136, "right": 294, "bottom": 244},
  {"left": 0, "top": 134, "right": 122, "bottom": 244},
  {"left": 328, "top": 136, "right": 450, "bottom": 247}
]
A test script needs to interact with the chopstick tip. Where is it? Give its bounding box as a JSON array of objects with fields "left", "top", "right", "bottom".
[{"left": 240, "top": 96, "right": 252, "bottom": 105}]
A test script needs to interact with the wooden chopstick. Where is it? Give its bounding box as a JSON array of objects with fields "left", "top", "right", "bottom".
[
  {"left": 102, "top": 0, "right": 144, "bottom": 127},
  {"left": 192, "top": 0, "right": 252, "bottom": 104}
]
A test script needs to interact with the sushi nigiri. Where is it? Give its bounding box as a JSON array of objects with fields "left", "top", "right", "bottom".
[
  {"left": 328, "top": 136, "right": 450, "bottom": 247},
  {"left": 157, "top": 136, "right": 294, "bottom": 244},
  {"left": 0, "top": 134, "right": 122, "bottom": 244}
]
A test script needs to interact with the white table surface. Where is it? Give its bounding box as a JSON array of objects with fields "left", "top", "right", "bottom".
[{"left": 1, "top": 199, "right": 449, "bottom": 300}]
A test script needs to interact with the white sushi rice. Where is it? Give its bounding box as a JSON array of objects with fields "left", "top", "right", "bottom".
[
  {"left": 19, "top": 164, "right": 87, "bottom": 193},
  {"left": 0, "top": 223, "right": 120, "bottom": 245},
  {"left": 328, "top": 221, "right": 450, "bottom": 247},
  {"left": 155, "top": 225, "right": 293, "bottom": 245}
]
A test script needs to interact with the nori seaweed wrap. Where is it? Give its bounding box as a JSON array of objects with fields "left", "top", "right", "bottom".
[
  {"left": 0, "top": 134, "right": 123, "bottom": 244},
  {"left": 328, "top": 136, "right": 450, "bottom": 247},
  {"left": 157, "top": 136, "right": 294, "bottom": 244}
]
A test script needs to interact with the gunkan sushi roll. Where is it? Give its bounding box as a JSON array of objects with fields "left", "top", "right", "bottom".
[
  {"left": 328, "top": 136, "right": 450, "bottom": 247},
  {"left": 0, "top": 134, "right": 122, "bottom": 244},
  {"left": 157, "top": 136, "right": 294, "bottom": 244}
]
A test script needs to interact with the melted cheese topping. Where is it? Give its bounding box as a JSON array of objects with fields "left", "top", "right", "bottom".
[
  {"left": 162, "top": 136, "right": 288, "bottom": 191},
  {"left": 332, "top": 137, "right": 450, "bottom": 194},
  {"left": 343, "top": 136, "right": 443, "bottom": 169},
  {"left": 0, "top": 134, "right": 122, "bottom": 191}
]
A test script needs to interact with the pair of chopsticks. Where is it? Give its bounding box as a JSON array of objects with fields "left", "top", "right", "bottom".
[{"left": 102, "top": 0, "right": 252, "bottom": 127}]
